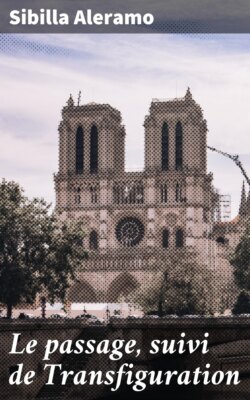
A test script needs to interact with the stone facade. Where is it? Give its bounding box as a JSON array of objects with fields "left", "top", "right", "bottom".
[{"left": 54, "top": 89, "right": 233, "bottom": 303}]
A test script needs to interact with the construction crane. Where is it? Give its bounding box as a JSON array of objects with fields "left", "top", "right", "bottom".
[{"left": 207, "top": 145, "right": 250, "bottom": 187}]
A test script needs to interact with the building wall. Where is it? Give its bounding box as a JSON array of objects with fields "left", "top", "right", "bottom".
[{"left": 54, "top": 90, "right": 232, "bottom": 304}]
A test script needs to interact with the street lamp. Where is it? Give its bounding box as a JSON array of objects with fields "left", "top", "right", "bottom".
[
  {"left": 106, "top": 305, "right": 110, "bottom": 323},
  {"left": 158, "top": 271, "right": 168, "bottom": 317},
  {"left": 40, "top": 296, "right": 46, "bottom": 319},
  {"left": 83, "top": 305, "right": 87, "bottom": 317}
]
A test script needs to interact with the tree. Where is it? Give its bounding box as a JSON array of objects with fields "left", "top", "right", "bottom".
[
  {"left": 230, "top": 226, "right": 250, "bottom": 291},
  {"left": 232, "top": 290, "right": 250, "bottom": 315},
  {"left": 129, "top": 250, "right": 227, "bottom": 316},
  {"left": 0, "top": 180, "right": 87, "bottom": 318}
]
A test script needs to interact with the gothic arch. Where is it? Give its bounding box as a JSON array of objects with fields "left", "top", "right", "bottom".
[
  {"left": 76, "top": 125, "right": 84, "bottom": 174},
  {"left": 90, "top": 125, "right": 98, "bottom": 174},
  {"left": 161, "top": 122, "right": 169, "bottom": 171},
  {"left": 216, "top": 236, "right": 228, "bottom": 245},
  {"left": 89, "top": 230, "right": 98, "bottom": 250},
  {"left": 162, "top": 228, "right": 169, "bottom": 248},
  {"left": 175, "top": 121, "right": 183, "bottom": 170},
  {"left": 68, "top": 280, "right": 97, "bottom": 303},
  {"left": 107, "top": 273, "right": 139, "bottom": 302},
  {"left": 176, "top": 228, "right": 184, "bottom": 248},
  {"left": 175, "top": 182, "right": 180, "bottom": 202},
  {"left": 74, "top": 186, "right": 81, "bottom": 205}
]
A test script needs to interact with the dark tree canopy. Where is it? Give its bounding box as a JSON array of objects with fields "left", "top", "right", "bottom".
[
  {"left": 232, "top": 290, "right": 250, "bottom": 315},
  {"left": 129, "top": 251, "right": 224, "bottom": 316},
  {"left": 0, "top": 180, "right": 87, "bottom": 317},
  {"left": 230, "top": 226, "right": 250, "bottom": 291}
]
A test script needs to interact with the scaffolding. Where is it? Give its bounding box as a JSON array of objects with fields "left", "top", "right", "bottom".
[
  {"left": 214, "top": 191, "right": 231, "bottom": 222},
  {"left": 219, "top": 194, "right": 231, "bottom": 222}
]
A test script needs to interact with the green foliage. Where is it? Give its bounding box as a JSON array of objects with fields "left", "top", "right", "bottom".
[
  {"left": 230, "top": 227, "right": 250, "bottom": 291},
  {"left": 232, "top": 290, "right": 250, "bottom": 315},
  {"left": 0, "top": 179, "right": 87, "bottom": 317},
  {"left": 130, "top": 251, "right": 226, "bottom": 316}
]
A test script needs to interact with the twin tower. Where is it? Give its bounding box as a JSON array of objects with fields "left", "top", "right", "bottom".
[
  {"left": 57, "top": 88, "right": 207, "bottom": 178},
  {"left": 54, "top": 88, "right": 214, "bottom": 302}
]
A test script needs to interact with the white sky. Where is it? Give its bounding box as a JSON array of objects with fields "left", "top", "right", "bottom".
[{"left": 0, "top": 34, "right": 250, "bottom": 217}]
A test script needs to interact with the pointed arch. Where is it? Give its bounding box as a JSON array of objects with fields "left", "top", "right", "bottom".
[
  {"left": 68, "top": 280, "right": 97, "bottom": 303},
  {"left": 90, "top": 186, "right": 98, "bottom": 203},
  {"left": 162, "top": 228, "right": 169, "bottom": 248},
  {"left": 161, "top": 122, "right": 169, "bottom": 171},
  {"left": 216, "top": 236, "right": 227, "bottom": 245},
  {"left": 176, "top": 182, "right": 184, "bottom": 202},
  {"left": 75, "top": 187, "right": 81, "bottom": 204},
  {"left": 161, "top": 183, "right": 167, "bottom": 203},
  {"left": 76, "top": 125, "right": 84, "bottom": 174},
  {"left": 175, "top": 121, "right": 183, "bottom": 170},
  {"left": 108, "top": 273, "right": 139, "bottom": 302},
  {"left": 176, "top": 228, "right": 184, "bottom": 248},
  {"left": 90, "top": 125, "right": 98, "bottom": 174},
  {"left": 89, "top": 230, "right": 98, "bottom": 250}
]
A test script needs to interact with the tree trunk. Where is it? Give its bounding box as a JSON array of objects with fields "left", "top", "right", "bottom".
[
  {"left": 7, "top": 303, "right": 13, "bottom": 319},
  {"left": 158, "top": 299, "right": 163, "bottom": 317}
]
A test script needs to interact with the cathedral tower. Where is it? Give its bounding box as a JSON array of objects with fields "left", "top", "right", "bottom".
[
  {"left": 55, "top": 90, "right": 215, "bottom": 303},
  {"left": 58, "top": 95, "right": 125, "bottom": 176},
  {"left": 144, "top": 88, "right": 207, "bottom": 173},
  {"left": 143, "top": 88, "right": 212, "bottom": 254},
  {"left": 56, "top": 95, "right": 125, "bottom": 214}
]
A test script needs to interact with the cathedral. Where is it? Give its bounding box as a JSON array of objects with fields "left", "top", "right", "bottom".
[{"left": 54, "top": 88, "right": 237, "bottom": 304}]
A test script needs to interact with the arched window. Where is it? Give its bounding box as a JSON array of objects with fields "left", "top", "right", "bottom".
[
  {"left": 176, "top": 182, "right": 180, "bottom": 202},
  {"left": 175, "top": 121, "right": 183, "bottom": 170},
  {"left": 76, "top": 126, "right": 84, "bottom": 174},
  {"left": 90, "top": 186, "right": 98, "bottom": 203},
  {"left": 161, "top": 122, "right": 169, "bottom": 171},
  {"left": 161, "top": 183, "right": 167, "bottom": 203},
  {"left": 90, "top": 125, "right": 98, "bottom": 174},
  {"left": 175, "top": 182, "right": 186, "bottom": 203},
  {"left": 162, "top": 229, "right": 169, "bottom": 248},
  {"left": 176, "top": 228, "right": 184, "bottom": 248},
  {"left": 89, "top": 230, "right": 98, "bottom": 250},
  {"left": 75, "top": 187, "right": 81, "bottom": 204},
  {"left": 216, "top": 236, "right": 228, "bottom": 245}
]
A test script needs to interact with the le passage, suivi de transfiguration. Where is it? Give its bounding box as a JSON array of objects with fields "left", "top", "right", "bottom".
[{"left": 9, "top": 333, "right": 240, "bottom": 390}]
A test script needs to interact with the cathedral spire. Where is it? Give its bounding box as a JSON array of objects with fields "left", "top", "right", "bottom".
[
  {"left": 246, "top": 189, "right": 250, "bottom": 215},
  {"left": 239, "top": 181, "right": 247, "bottom": 217},
  {"left": 66, "top": 94, "right": 74, "bottom": 107},
  {"left": 185, "top": 87, "right": 193, "bottom": 101}
]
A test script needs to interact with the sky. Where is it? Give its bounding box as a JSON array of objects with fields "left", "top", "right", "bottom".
[{"left": 0, "top": 33, "right": 250, "bottom": 217}]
